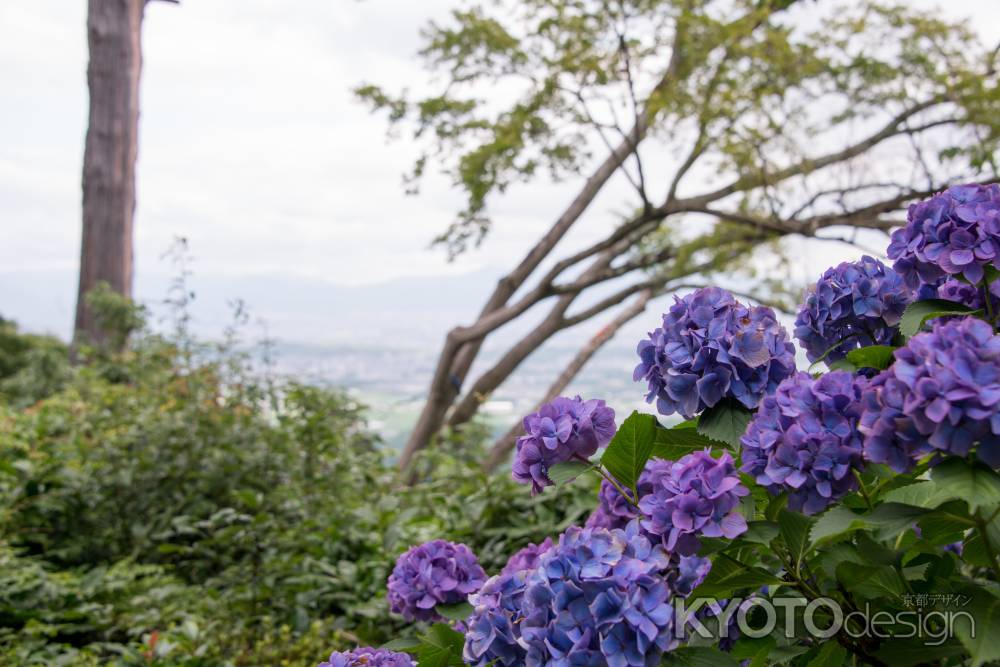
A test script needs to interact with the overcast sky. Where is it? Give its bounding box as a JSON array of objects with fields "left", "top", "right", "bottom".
[{"left": 2, "top": 0, "right": 1000, "bottom": 342}]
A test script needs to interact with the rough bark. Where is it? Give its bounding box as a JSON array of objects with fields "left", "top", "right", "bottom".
[
  {"left": 74, "top": 0, "right": 145, "bottom": 348},
  {"left": 484, "top": 288, "right": 656, "bottom": 471}
]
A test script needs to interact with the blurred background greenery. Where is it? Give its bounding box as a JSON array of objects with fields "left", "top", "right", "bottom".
[{"left": 0, "top": 290, "right": 595, "bottom": 665}]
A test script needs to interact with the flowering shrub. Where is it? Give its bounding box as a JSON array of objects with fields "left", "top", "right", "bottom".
[
  {"left": 633, "top": 286, "right": 796, "bottom": 418},
  {"left": 386, "top": 540, "right": 487, "bottom": 622},
  {"left": 793, "top": 256, "right": 911, "bottom": 363},
  {"left": 741, "top": 371, "right": 867, "bottom": 514},
  {"left": 639, "top": 451, "right": 749, "bottom": 554},
  {"left": 518, "top": 524, "right": 676, "bottom": 666},
  {"left": 888, "top": 183, "right": 1000, "bottom": 287},
  {"left": 499, "top": 537, "right": 552, "bottom": 576},
  {"left": 512, "top": 395, "right": 616, "bottom": 494},
  {"left": 319, "top": 648, "right": 415, "bottom": 667},
  {"left": 326, "top": 184, "right": 1000, "bottom": 667},
  {"left": 859, "top": 317, "right": 1000, "bottom": 470}
]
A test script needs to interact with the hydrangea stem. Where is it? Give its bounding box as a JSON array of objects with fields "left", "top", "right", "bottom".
[{"left": 576, "top": 455, "right": 639, "bottom": 509}]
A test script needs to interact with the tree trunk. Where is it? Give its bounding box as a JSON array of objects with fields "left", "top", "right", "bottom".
[
  {"left": 484, "top": 288, "right": 656, "bottom": 472},
  {"left": 74, "top": 0, "right": 144, "bottom": 348}
]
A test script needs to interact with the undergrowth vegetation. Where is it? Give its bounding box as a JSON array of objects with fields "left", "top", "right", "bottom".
[{"left": 0, "top": 293, "right": 593, "bottom": 665}]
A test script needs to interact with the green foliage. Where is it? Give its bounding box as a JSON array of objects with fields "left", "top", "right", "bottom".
[
  {"left": 0, "top": 315, "right": 69, "bottom": 408},
  {"left": 359, "top": 0, "right": 1000, "bottom": 256},
  {"left": 0, "top": 310, "right": 593, "bottom": 664},
  {"left": 697, "top": 399, "right": 753, "bottom": 448},
  {"left": 899, "top": 298, "right": 979, "bottom": 338}
]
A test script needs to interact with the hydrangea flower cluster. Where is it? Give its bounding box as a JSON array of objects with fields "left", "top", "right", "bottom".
[
  {"left": 793, "top": 256, "right": 911, "bottom": 363},
  {"left": 463, "top": 570, "right": 530, "bottom": 667},
  {"left": 513, "top": 396, "right": 617, "bottom": 494},
  {"left": 888, "top": 183, "right": 1000, "bottom": 287},
  {"left": 741, "top": 371, "right": 868, "bottom": 514},
  {"left": 519, "top": 524, "right": 676, "bottom": 666},
  {"left": 585, "top": 473, "right": 655, "bottom": 531},
  {"left": 639, "top": 450, "right": 749, "bottom": 555},
  {"left": 386, "top": 540, "right": 487, "bottom": 622},
  {"left": 500, "top": 537, "right": 552, "bottom": 576},
  {"left": 859, "top": 318, "right": 1000, "bottom": 471},
  {"left": 634, "top": 287, "right": 796, "bottom": 418},
  {"left": 318, "top": 648, "right": 415, "bottom": 667}
]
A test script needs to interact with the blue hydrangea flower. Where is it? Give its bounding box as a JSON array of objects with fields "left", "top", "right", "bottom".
[
  {"left": 888, "top": 183, "right": 1000, "bottom": 287},
  {"left": 500, "top": 537, "right": 553, "bottom": 576},
  {"left": 741, "top": 371, "right": 868, "bottom": 514},
  {"left": 463, "top": 570, "right": 530, "bottom": 667},
  {"left": 793, "top": 256, "right": 911, "bottom": 363},
  {"left": 859, "top": 318, "right": 1000, "bottom": 470},
  {"left": 634, "top": 287, "right": 796, "bottom": 418},
  {"left": 518, "top": 524, "right": 677, "bottom": 667},
  {"left": 318, "top": 648, "right": 414, "bottom": 667},
  {"left": 639, "top": 451, "right": 749, "bottom": 555},
  {"left": 513, "top": 396, "right": 617, "bottom": 494},
  {"left": 386, "top": 540, "right": 487, "bottom": 622}
]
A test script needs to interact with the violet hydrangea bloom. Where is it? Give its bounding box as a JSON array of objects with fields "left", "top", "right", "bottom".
[
  {"left": 887, "top": 183, "right": 1000, "bottom": 287},
  {"left": 513, "top": 395, "right": 616, "bottom": 494},
  {"left": 584, "top": 472, "right": 655, "bottom": 531},
  {"left": 639, "top": 451, "right": 749, "bottom": 555},
  {"left": 859, "top": 318, "right": 1000, "bottom": 470},
  {"left": 518, "top": 523, "right": 677, "bottom": 667},
  {"left": 318, "top": 648, "right": 414, "bottom": 667},
  {"left": 463, "top": 570, "right": 531, "bottom": 667},
  {"left": 386, "top": 540, "right": 487, "bottom": 622},
  {"left": 793, "top": 256, "right": 911, "bottom": 363},
  {"left": 740, "top": 371, "right": 868, "bottom": 515},
  {"left": 500, "top": 537, "right": 553, "bottom": 576},
  {"left": 634, "top": 287, "right": 796, "bottom": 418}
]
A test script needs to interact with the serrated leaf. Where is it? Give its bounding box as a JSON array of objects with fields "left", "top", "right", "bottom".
[
  {"left": 874, "top": 639, "right": 966, "bottom": 666},
  {"left": 836, "top": 562, "right": 905, "bottom": 599},
  {"left": 697, "top": 399, "right": 753, "bottom": 448},
  {"left": 601, "top": 411, "right": 656, "bottom": 493},
  {"left": 930, "top": 458, "right": 1000, "bottom": 513},
  {"left": 691, "top": 555, "right": 783, "bottom": 598},
  {"left": 811, "top": 503, "right": 929, "bottom": 544},
  {"left": 413, "top": 624, "right": 465, "bottom": 667},
  {"left": 899, "top": 298, "right": 977, "bottom": 338},
  {"left": 381, "top": 637, "right": 421, "bottom": 651},
  {"left": 435, "top": 601, "right": 474, "bottom": 621},
  {"left": 661, "top": 646, "right": 741, "bottom": 667},
  {"left": 955, "top": 587, "right": 1000, "bottom": 666},
  {"left": 845, "top": 344, "right": 896, "bottom": 370},
  {"left": 806, "top": 641, "right": 847, "bottom": 667},
  {"left": 741, "top": 520, "right": 779, "bottom": 545},
  {"left": 778, "top": 509, "right": 813, "bottom": 571},
  {"left": 652, "top": 425, "right": 718, "bottom": 461},
  {"left": 547, "top": 460, "right": 593, "bottom": 485}
]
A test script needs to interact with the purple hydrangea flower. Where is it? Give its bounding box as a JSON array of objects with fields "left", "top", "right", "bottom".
[
  {"left": 859, "top": 318, "right": 1000, "bottom": 471},
  {"left": 500, "top": 537, "right": 553, "bottom": 576},
  {"left": 386, "top": 540, "right": 487, "bottom": 622},
  {"left": 463, "top": 570, "right": 530, "bottom": 667},
  {"left": 318, "top": 648, "right": 414, "bottom": 667},
  {"left": 584, "top": 473, "right": 656, "bottom": 531},
  {"left": 793, "top": 256, "right": 911, "bottom": 363},
  {"left": 887, "top": 183, "right": 1000, "bottom": 287},
  {"left": 513, "top": 396, "right": 617, "bottom": 494},
  {"left": 518, "top": 523, "right": 677, "bottom": 667},
  {"left": 634, "top": 287, "right": 796, "bottom": 418},
  {"left": 741, "top": 371, "right": 868, "bottom": 514},
  {"left": 669, "top": 554, "right": 712, "bottom": 597},
  {"left": 639, "top": 451, "right": 749, "bottom": 555}
]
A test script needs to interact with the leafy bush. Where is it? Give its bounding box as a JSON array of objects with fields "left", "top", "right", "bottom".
[{"left": 0, "top": 302, "right": 593, "bottom": 665}]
